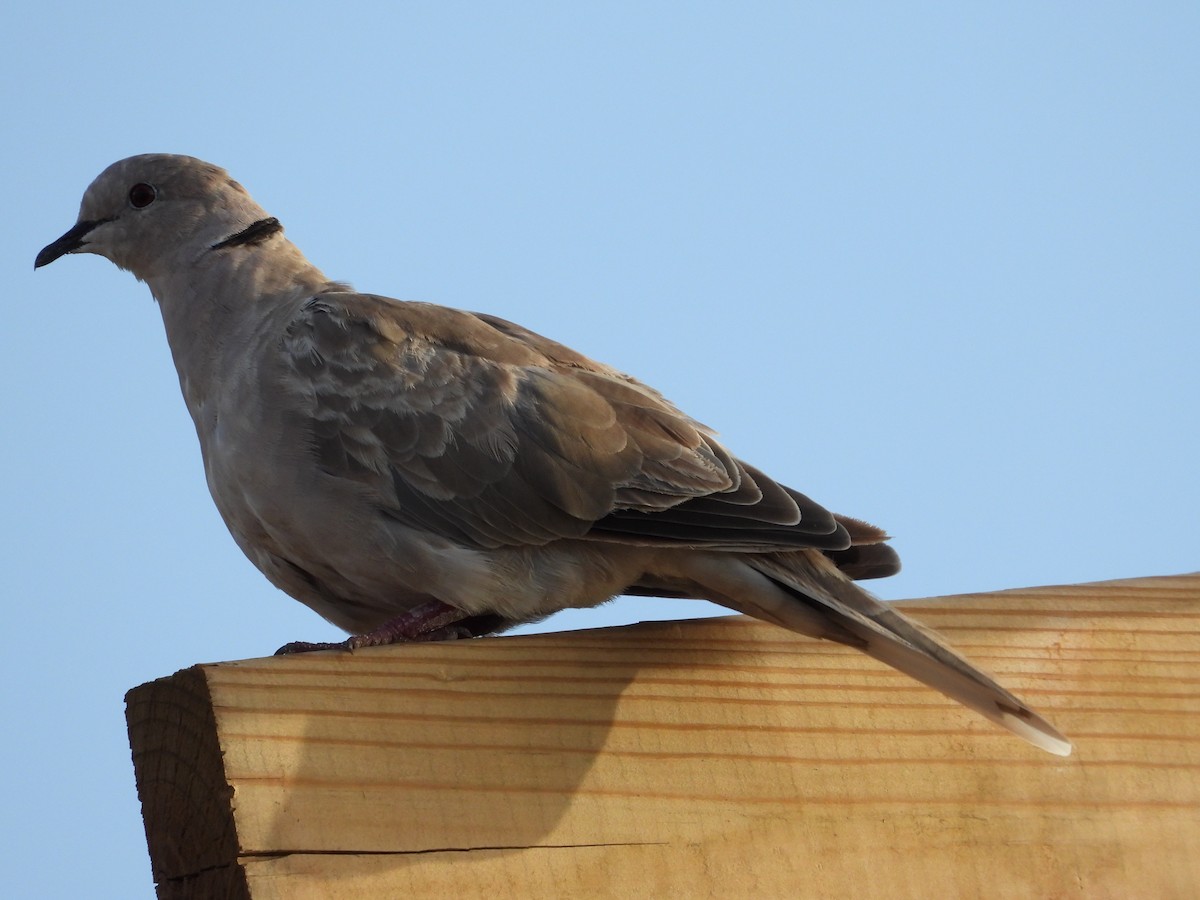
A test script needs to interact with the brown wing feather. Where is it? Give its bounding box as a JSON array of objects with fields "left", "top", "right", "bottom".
[{"left": 283, "top": 292, "right": 890, "bottom": 557}]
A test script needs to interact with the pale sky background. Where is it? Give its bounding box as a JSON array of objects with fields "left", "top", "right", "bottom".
[{"left": 3, "top": 3, "right": 1197, "bottom": 897}]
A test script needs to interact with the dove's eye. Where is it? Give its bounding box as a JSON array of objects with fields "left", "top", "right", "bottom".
[{"left": 128, "top": 183, "right": 157, "bottom": 209}]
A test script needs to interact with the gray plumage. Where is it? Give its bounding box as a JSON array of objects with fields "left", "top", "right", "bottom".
[{"left": 36, "top": 154, "right": 1071, "bottom": 756}]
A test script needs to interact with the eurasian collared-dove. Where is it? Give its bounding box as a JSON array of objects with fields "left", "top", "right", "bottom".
[{"left": 36, "top": 154, "right": 1071, "bottom": 755}]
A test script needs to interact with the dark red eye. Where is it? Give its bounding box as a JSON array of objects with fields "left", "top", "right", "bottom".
[{"left": 128, "top": 183, "right": 157, "bottom": 209}]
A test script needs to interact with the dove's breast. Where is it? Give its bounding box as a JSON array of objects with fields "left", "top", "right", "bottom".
[{"left": 167, "top": 285, "right": 657, "bottom": 633}]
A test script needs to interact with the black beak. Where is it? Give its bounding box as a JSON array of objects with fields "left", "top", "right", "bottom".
[{"left": 35, "top": 218, "right": 109, "bottom": 269}]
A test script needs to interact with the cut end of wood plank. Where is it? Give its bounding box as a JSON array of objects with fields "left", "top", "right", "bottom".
[{"left": 125, "top": 667, "right": 246, "bottom": 897}]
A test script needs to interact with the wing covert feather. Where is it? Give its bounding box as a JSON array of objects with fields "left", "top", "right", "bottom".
[{"left": 282, "top": 293, "right": 863, "bottom": 553}]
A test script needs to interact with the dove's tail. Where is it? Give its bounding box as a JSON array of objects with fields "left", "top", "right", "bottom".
[{"left": 707, "top": 550, "right": 1073, "bottom": 756}]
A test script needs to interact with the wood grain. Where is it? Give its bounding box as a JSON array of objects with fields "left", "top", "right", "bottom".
[{"left": 126, "top": 573, "right": 1200, "bottom": 898}]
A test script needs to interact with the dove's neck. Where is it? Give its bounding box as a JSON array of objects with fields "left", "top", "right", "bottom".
[{"left": 149, "top": 235, "right": 330, "bottom": 418}]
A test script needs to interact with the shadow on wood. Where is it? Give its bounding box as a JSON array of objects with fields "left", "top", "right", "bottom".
[{"left": 126, "top": 573, "right": 1200, "bottom": 898}]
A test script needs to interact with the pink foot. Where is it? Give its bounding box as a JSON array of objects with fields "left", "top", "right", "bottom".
[{"left": 275, "top": 600, "right": 470, "bottom": 655}]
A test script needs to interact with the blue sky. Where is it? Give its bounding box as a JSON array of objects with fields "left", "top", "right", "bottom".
[{"left": 3, "top": 3, "right": 1197, "bottom": 896}]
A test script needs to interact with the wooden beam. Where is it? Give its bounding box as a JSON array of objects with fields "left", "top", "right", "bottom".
[{"left": 126, "top": 573, "right": 1200, "bottom": 898}]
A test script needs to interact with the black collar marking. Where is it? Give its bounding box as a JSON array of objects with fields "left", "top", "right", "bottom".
[{"left": 211, "top": 217, "right": 283, "bottom": 251}]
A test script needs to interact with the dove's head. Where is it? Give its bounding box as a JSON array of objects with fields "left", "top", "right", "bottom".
[{"left": 35, "top": 154, "right": 273, "bottom": 280}]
